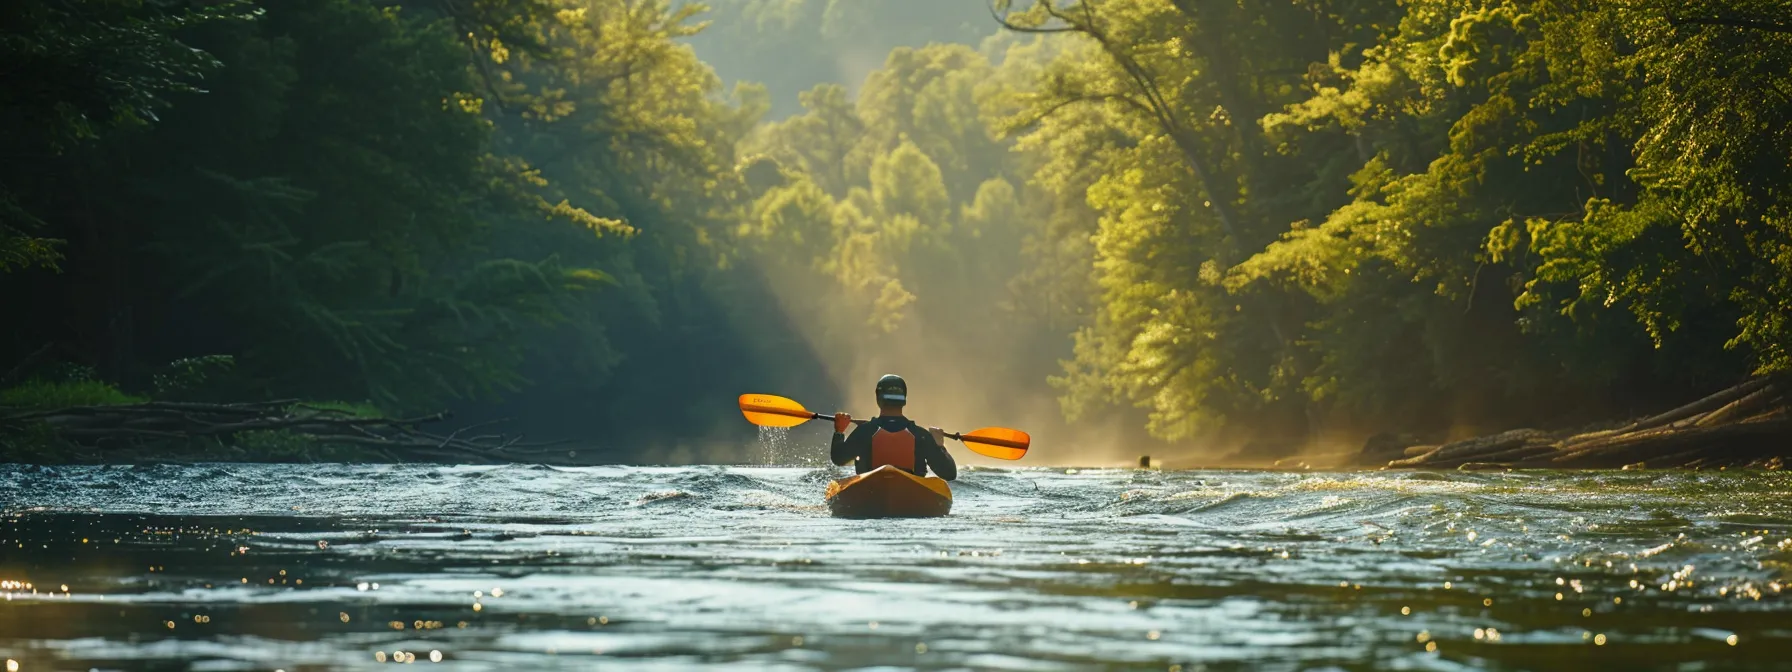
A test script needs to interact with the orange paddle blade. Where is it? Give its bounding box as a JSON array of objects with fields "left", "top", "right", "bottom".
[
  {"left": 739, "top": 394, "right": 817, "bottom": 428},
  {"left": 958, "top": 427, "right": 1029, "bottom": 460}
]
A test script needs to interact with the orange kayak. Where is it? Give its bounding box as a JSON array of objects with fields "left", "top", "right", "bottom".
[{"left": 825, "top": 465, "right": 952, "bottom": 518}]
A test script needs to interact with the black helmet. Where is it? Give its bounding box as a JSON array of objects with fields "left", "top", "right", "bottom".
[{"left": 875, "top": 374, "right": 907, "bottom": 405}]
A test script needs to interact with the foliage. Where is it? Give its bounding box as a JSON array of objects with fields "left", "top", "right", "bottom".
[
  {"left": 3, "top": 0, "right": 1787, "bottom": 461},
  {"left": 0, "top": 0, "right": 776, "bottom": 446},
  {"left": 153, "top": 355, "right": 238, "bottom": 399},
  {"left": 0, "top": 380, "right": 146, "bottom": 408},
  {"left": 991, "top": 0, "right": 1788, "bottom": 445},
  {"left": 730, "top": 38, "right": 1092, "bottom": 426},
  {"left": 0, "top": 0, "right": 254, "bottom": 272}
]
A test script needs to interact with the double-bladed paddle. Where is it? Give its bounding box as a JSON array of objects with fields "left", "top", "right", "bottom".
[{"left": 738, "top": 393, "right": 1029, "bottom": 460}]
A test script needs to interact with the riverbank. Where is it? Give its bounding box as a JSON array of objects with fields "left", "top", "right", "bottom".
[
  {"left": 0, "top": 377, "right": 555, "bottom": 464},
  {"left": 9, "top": 369, "right": 1790, "bottom": 469},
  {"left": 1348, "top": 377, "right": 1792, "bottom": 471}
]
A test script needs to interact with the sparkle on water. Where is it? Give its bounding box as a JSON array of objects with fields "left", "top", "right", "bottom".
[
  {"left": 755, "top": 425, "right": 827, "bottom": 467},
  {"left": 1, "top": 464, "right": 1790, "bottom": 669}
]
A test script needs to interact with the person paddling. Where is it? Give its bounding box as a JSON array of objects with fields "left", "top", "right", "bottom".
[{"left": 830, "top": 374, "right": 957, "bottom": 481}]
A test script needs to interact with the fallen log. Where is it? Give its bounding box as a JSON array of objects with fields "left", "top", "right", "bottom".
[
  {"left": 1398, "top": 429, "right": 1555, "bottom": 467},
  {"left": 1385, "top": 447, "right": 1441, "bottom": 467},
  {"left": 1692, "top": 385, "right": 1780, "bottom": 428},
  {"left": 1375, "top": 376, "right": 1792, "bottom": 470},
  {"left": 1613, "top": 378, "right": 1771, "bottom": 434},
  {"left": 1436, "top": 444, "right": 1557, "bottom": 468},
  {"left": 1549, "top": 419, "right": 1792, "bottom": 468}
]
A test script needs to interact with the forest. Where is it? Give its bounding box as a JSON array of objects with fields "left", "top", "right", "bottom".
[{"left": 2, "top": 0, "right": 1789, "bottom": 464}]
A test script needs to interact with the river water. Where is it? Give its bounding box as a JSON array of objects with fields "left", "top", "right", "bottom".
[{"left": 2, "top": 464, "right": 1791, "bottom": 670}]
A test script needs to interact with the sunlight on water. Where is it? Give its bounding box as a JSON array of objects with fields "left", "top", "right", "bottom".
[{"left": 1, "top": 465, "right": 1790, "bottom": 670}]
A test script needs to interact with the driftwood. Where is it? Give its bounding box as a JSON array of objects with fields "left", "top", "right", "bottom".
[
  {"left": 1402, "top": 444, "right": 1440, "bottom": 458},
  {"left": 1378, "top": 377, "right": 1792, "bottom": 470},
  {"left": 1385, "top": 447, "right": 1440, "bottom": 467},
  {"left": 0, "top": 400, "right": 567, "bottom": 462}
]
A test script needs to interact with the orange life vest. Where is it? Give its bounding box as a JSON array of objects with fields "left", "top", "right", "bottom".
[{"left": 870, "top": 428, "right": 917, "bottom": 472}]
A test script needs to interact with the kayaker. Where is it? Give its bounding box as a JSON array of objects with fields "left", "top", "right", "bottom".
[{"left": 830, "top": 374, "right": 957, "bottom": 481}]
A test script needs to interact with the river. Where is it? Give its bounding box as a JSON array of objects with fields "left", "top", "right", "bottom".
[{"left": 2, "top": 464, "right": 1790, "bottom": 670}]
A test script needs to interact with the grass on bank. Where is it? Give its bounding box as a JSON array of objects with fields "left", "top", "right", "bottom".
[{"left": 0, "top": 379, "right": 146, "bottom": 408}]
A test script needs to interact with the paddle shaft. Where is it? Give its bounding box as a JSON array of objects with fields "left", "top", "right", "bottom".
[
  {"left": 812, "top": 412, "right": 1017, "bottom": 448},
  {"left": 739, "top": 395, "right": 1030, "bottom": 455}
]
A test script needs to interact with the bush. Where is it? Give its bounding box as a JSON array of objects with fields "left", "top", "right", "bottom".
[{"left": 152, "top": 355, "right": 238, "bottom": 400}]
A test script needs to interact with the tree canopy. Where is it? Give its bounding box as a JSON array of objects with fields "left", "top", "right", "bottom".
[{"left": 4, "top": 0, "right": 1788, "bottom": 461}]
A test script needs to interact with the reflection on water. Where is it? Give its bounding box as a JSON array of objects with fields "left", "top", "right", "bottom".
[{"left": 2, "top": 465, "right": 1791, "bottom": 670}]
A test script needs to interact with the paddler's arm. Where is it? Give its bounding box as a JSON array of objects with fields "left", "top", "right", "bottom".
[
  {"left": 920, "top": 426, "right": 956, "bottom": 481},
  {"left": 829, "top": 413, "right": 859, "bottom": 467}
]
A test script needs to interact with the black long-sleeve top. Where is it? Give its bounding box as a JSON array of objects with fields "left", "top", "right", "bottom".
[{"left": 830, "top": 414, "right": 957, "bottom": 481}]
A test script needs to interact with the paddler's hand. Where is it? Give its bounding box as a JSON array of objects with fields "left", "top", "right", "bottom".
[
  {"left": 928, "top": 427, "right": 945, "bottom": 445},
  {"left": 834, "top": 412, "right": 852, "bottom": 434}
]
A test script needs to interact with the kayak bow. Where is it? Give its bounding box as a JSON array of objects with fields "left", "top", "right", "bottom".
[{"left": 825, "top": 465, "right": 952, "bottom": 518}]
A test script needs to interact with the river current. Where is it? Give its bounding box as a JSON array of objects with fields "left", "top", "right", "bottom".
[{"left": 2, "top": 464, "right": 1791, "bottom": 670}]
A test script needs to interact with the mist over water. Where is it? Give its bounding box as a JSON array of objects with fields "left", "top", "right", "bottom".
[{"left": 4, "top": 464, "right": 1792, "bottom": 670}]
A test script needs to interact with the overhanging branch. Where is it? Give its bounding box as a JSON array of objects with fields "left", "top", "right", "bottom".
[{"left": 987, "top": 1, "right": 1078, "bottom": 33}]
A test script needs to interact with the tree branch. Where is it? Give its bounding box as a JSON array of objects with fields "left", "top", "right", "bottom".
[
  {"left": 987, "top": 1, "right": 1078, "bottom": 33},
  {"left": 1004, "top": 92, "right": 1152, "bottom": 134}
]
